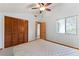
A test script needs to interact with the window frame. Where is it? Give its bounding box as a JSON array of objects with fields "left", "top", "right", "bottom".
[{"left": 56, "top": 15, "right": 77, "bottom": 35}]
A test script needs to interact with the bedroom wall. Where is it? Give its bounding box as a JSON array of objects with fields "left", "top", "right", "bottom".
[
  {"left": 45, "top": 3, "right": 79, "bottom": 48},
  {"left": 0, "top": 15, "right": 3, "bottom": 48},
  {"left": 0, "top": 12, "right": 35, "bottom": 48}
]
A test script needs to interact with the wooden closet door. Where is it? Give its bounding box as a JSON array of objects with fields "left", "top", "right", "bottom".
[
  {"left": 18, "top": 20, "right": 28, "bottom": 43},
  {"left": 5, "top": 16, "right": 28, "bottom": 48},
  {"left": 23, "top": 20, "right": 28, "bottom": 43},
  {"left": 12, "top": 18, "right": 18, "bottom": 45},
  {"left": 18, "top": 20, "right": 25, "bottom": 44},
  {"left": 40, "top": 22, "right": 46, "bottom": 39},
  {"left": 4, "top": 16, "right": 12, "bottom": 48}
]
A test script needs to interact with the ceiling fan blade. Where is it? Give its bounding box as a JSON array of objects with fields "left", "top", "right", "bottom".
[
  {"left": 45, "top": 3, "right": 52, "bottom": 6},
  {"left": 38, "top": 3, "right": 44, "bottom": 7},
  {"left": 46, "top": 8, "right": 51, "bottom": 11},
  {"left": 32, "top": 8, "right": 38, "bottom": 9},
  {"left": 41, "top": 3, "right": 44, "bottom": 5},
  {"left": 38, "top": 3, "right": 41, "bottom": 6}
]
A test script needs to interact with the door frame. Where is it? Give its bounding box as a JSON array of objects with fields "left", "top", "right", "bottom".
[
  {"left": 35, "top": 21, "right": 41, "bottom": 39},
  {"left": 35, "top": 21, "right": 46, "bottom": 39}
]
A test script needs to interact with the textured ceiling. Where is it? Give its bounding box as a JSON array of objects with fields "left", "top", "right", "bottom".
[
  {"left": 0, "top": 3, "right": 58, "bottom": 14},
  {"left": 0, "top": 3, "right": 31, "bottom": 13}
]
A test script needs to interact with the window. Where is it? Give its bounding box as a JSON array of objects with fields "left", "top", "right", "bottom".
[
  {"left": 56, "top": 16, "right": 77, "bottom": 34},
  {"left": 66, "top": 16, "right": 77, "bottom": 34},
  {"left": 56, "top": 18, "right": 65, "bottom": 33}
]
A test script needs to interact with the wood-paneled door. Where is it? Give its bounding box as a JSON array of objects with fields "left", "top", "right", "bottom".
[
  {"left": 40, "top": 22, "right": 46, "bottom": 39},
  {"left": 23, "top": 20, "right": 28, "bottom": 43},
  {"left": 4, "top": 16, "right": 28, "bottom": 48},
  {"left": 18, "top": 19, "right": 28, "bottom": 44},
  {"left": 11, "top": 18, "right": 19, "bottom": 45},
  {"left": 5, "top": 16, "right": 12, "bottom": 48}
]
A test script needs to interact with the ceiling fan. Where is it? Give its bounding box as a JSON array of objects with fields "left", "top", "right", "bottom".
[{"left": 31, "top": 3, "right": 52, "bottom": 14}]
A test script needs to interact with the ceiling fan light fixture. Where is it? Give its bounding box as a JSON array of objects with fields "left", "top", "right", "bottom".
[{"left": 40, "top": 7, "right": 45, "bottom": 11}]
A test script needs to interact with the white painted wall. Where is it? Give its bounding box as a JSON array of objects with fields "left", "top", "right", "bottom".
[
  {"left": 0, "top": 12, "right": 35, "bottom": 48},
  {"left": 0, "top": 15, "right": 4, "bottom": 48},
  {"left": 45, "top": 3, "right": 79, "bottom": 48}
]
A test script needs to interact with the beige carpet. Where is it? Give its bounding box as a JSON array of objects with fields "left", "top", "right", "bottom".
[
  {"left": 13, "top": 39, "right": 79, "bottom": 56},
  {"left": 0, "top": 39, "right": 79, "bottom": 56}
]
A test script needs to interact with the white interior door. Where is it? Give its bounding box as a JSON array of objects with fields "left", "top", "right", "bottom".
[{"left": 37, "top": 24, "right": 40, "bottom": 39}]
